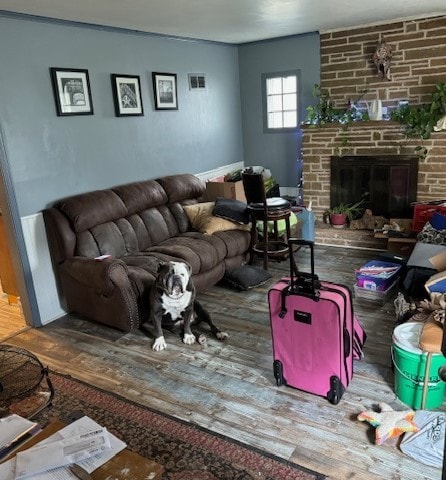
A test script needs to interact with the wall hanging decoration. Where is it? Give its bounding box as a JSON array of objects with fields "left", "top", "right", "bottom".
[
  {"left": 373, "top": 41, "right": 392, "bottom": 81},
  {"left": 50, "top": 67, "right": 94, "bottom": 116},
  {"left": 152, "top": 72, "right": 178, "bottom": 110},
  {"left": 111, "top": 74, "right": 144, "bottom": 117},
  {"left": 188, "top": 73, "right": 206, "bottom": 90}
]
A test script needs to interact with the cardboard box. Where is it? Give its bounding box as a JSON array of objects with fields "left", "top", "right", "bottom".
[
  {"left": 430, "top": 250, "right": 446, "bottom": 272},
  {"left": 203, "top": 180, "right": 246, "bottom": 203}
]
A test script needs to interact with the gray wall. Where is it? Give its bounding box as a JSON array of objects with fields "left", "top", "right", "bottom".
[
  {"left": 238, "top": 33, "right": 320, "bottom": 189},
  {"left": 0, "top": 15, "right": 243, "bottom": 216}
]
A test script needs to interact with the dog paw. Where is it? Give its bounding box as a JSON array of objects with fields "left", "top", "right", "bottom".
[
  {"left": 197, "top": 334, "right": 207, "bottom": 345},
  {"left": 183, "top": 333, "right": 196, "bottom": 345},
  {"left": 216, "top": 331, "right": 229, "bottom": 341},
  {"left": 153, "top": 336, "right": 167, "bottom": 351}
]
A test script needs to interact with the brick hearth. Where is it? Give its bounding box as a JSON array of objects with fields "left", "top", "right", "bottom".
[{"left": 314, "top": 221, "right": 387, "bottom": 250}]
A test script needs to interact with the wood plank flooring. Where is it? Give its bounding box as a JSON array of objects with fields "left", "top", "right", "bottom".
[
  {"left": 0, "top": 282, "right": 28, "bottom": 341},
  {"left": 3, "top": 246, "right": 444, "bottom": 479}
]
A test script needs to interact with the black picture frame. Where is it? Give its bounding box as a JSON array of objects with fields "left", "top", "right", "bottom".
[
  {"left": 111, "top": 74, "right": 144, "bottom": 117},
  {"left": 50, "top": 67, "right": 94, "bottom": 116},
  {"left": 152, "top": 72, "right": 178, "bottom": 110}
]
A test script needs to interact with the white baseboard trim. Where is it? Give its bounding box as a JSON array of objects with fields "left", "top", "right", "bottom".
[{"left": 195, "top": 162, "right": 244, "bottom": 182}]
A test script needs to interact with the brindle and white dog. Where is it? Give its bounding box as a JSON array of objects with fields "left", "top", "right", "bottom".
[{"left": 144, "top": 261, "right": 228, "bottom": 351}]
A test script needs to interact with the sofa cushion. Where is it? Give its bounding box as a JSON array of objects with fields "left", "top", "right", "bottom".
[
  {"left": 223, "top": 265, "right": 272, "bottom": 290},
  {"left": 156, "top": 174, "right": 205, "bottom": 204},
  {"left": 112, "top": 180, "right": 167, "bottom": 215},
  {"left": 58, "top": 190, "right": 127, "bottom": 233},
  {"left": 145, "top": 231, "right": 227, "bottom": 274},
  {"left": 184, "top": 202, "right": 250, "bottom": 235},
  {"left": 213, "top": 229, "right": 251, "bottom": 257},
  {"left": 213, "top": 197, "right": 249, "bottom": 224}
]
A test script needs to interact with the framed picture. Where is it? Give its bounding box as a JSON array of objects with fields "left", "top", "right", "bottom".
[
  {"left": 111, "top": 74, "right": 144, "bottom": 117},
  {"left": 50, "top": 68, "right": 94, "bottom": 116},
  {"left": 152, "top": 72, "right": 178, "bottom": 110}
]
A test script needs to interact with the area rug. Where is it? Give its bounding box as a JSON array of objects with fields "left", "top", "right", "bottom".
[{"left": 27, "top": 372, "right": 325, "bottom": 480}]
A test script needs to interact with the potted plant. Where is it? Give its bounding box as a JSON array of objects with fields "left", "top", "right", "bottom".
[{"left": 328, "top": 200, "right": 364, "bottom": 229}]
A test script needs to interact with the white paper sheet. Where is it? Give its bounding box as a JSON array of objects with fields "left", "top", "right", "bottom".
[
  {"left": 0, "top": 415, "right": 38, "bottom": 449},
  {"left": 15, "top": 428, "right": 111, "bottom": 479},
  {"left": 0, "top": 416, "right": 126, "bottom": 480}
]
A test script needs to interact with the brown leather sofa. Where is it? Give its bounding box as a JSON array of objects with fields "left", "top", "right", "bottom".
[{"left": 43, "top": 173, "right": 250, "bottom": 332}]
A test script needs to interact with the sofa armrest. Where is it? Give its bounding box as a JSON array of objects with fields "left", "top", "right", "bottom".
[
  {"left": 63, "top": 257, "right": 129, "bottom": 295},
  {"left": 60, "top": 256, "right": 139, "bottom": 331}
]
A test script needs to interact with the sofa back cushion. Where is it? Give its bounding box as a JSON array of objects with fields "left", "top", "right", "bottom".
[
  {"left": 112, "top": 180, "right": 167, "bottom": 214},
  {"left": 54, "top": 174, "right": 205, "bottom": 259},
  {"left": 58, "top": 190, "right": 127, "bottom": 233},
  {"left": 156, "top": 174, "right": 204, "bottom": 204}
]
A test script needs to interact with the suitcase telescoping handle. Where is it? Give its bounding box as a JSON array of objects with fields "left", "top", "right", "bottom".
[
  {"left": 289, "top": 238, "right": 314, "bottom": 277},
  {"left": 279, "top": 239, "right": 319, "bottom": 318},
  {"left": 288, "top": 238, "right": 321, "bottom": 300},
  {"left": 288, "top": 238, "right": 319, "bottom": 295}
]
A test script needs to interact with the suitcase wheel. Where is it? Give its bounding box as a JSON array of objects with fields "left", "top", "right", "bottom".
[
  {"left": 273, "top": 360, "right": 284, "bottom": 386},
  {"left": 327, "top": 376, "right": 345, "bottom": 405}
]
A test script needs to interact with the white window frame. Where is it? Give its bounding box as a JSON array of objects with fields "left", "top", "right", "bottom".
[{"left": 262, "top": 70, "right": 300, "bottom": 133}]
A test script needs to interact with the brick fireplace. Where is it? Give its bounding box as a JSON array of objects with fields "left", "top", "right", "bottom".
[
  {"left": 302, "top": 121, "right": 446, "bottom": 221},
  {"left": 301, "top": 15, "right": 446, "bottom": 248}
]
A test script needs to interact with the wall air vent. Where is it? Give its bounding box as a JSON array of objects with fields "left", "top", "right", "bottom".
[{"left": 188, "top": 74, "right": 206, "bottom": 90}]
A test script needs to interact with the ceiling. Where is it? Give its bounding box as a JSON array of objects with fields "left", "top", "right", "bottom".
[{"left": 0, "top": 0, "right": 445, "bottom": 44}]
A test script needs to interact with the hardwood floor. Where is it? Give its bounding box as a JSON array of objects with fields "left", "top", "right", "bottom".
[
  {"left": 3, "top": 246, "right": 443, "bottom": 479},
  {"left": 0, "top": 281, "right": 28, "bottom": 341}
]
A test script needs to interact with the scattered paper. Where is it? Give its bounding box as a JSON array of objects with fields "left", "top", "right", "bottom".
[
  {"left": 0, "top": 416, "right": 126, "bottom": 480},
  {"left": 0, "top": 415, "right": 38, "bottom": 450},
  {"left": 15, "top": 428, "right": 111, "bottom": 479}
]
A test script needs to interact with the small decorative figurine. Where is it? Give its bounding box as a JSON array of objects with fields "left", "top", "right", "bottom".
[{"left": 373, "top": 41, "right": 392, "bottom": 81}]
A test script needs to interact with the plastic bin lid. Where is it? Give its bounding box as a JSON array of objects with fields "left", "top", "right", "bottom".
[{"left": 392, "top": 322, "right": 423, "bottom": 354}]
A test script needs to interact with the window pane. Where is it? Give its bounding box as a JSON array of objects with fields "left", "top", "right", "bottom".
[
  {"left": 267, "top": 94, "right": 282, "bottom": 112},
  {"left": 263, "top": 71, "right": 299, "bottom": 131},
  {"left": 267, "top": 77, "right": 282, "bottom": 95},
  {"left": 283, "top": 93, "right": 296, "bottom": 110},
  {"left": 283, "top": 111, "right": 297, "bottom": 128},
  {"left": 268, "top": 112, "right": 283, "bottom": 128},
  {"left": 282, "top": 76, "right": 296, "bottom": 93}
]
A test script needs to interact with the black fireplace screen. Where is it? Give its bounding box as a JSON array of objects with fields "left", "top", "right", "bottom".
[{"left": 330, "top": 155, "right": 419, "bottom": 218}]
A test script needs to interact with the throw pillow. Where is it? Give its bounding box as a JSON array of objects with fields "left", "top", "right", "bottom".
[
  {"left": 213, "top": 197, "right": 250, "bottom": 224},
  {"left": 223, "top": 265, "right": 272, "bottom": 291},
  {"left": 417, "top": 222, "right": 446, "bottom": 246},
  {"left": 183, "top": 202, "right": 250, "bottom": 235}
]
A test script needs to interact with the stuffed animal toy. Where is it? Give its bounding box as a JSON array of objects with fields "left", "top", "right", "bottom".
[
  {"left": 357, "top": 402, "right": 419, "bottom": 445},
  {"left": 349, "top": 209, "right": 388, "bottom": 230}
]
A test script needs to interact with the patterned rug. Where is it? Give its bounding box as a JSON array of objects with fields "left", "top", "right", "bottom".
[{"left": 23, "top": 372, "right": 325, "bottom": 480}]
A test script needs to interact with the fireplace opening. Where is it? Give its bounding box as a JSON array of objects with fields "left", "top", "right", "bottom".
[{"left": 330, "top": 155, "right": 419, "bottom": 219}]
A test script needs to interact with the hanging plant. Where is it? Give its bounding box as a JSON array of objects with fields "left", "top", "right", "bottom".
[
  {"left": 390, "top": 82, "right": 446, "bottom": 159},
  {"left": 305, "top": 84, "right": 368, "bottom": 156},
  {"left": 305, "top": 84, "right": 366, "bottom": 125}
]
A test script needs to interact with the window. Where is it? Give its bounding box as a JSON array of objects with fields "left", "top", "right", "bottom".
[{"left": 262, "top": 70, "right": 300, "bottom": 132}]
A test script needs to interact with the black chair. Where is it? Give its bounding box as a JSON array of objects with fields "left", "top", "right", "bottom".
[{"left": 242, "top": 172, "right": 292, "bottom": 270}]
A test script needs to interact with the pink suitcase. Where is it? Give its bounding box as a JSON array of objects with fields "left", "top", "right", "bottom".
[{"left": 268, "top": 239, "right": 365, "bottom": 404}]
